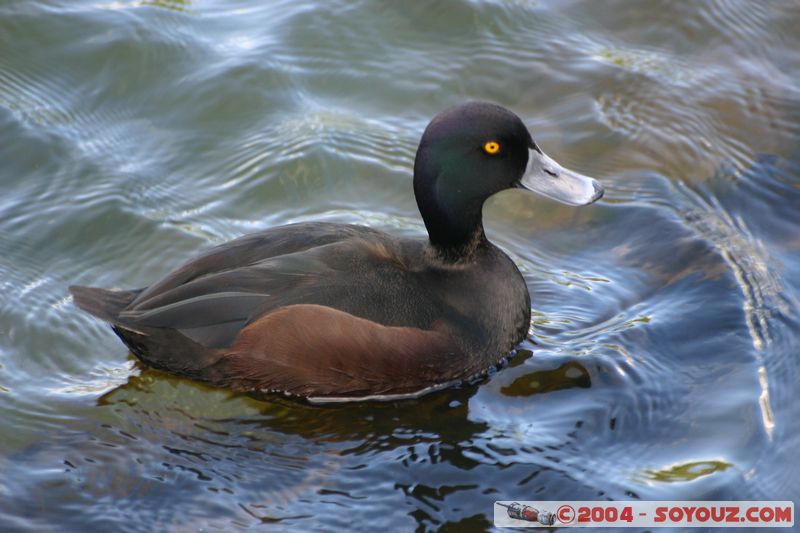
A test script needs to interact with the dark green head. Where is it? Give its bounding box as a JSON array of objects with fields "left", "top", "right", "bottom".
[{"left": 413, "top": 101, "right": 603, "bottom": 259}]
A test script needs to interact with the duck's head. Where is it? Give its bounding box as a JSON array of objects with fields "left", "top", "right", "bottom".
[{"left": 413, "top": 101, "right": 603, "bottom": 259}]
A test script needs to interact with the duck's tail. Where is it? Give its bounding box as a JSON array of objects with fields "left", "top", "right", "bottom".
[
  {"left": 69, "top": 285, "right": 222, "bottom": 375},
  {"left": 69, "top": 285, "right": 140, "bottom": 323}
]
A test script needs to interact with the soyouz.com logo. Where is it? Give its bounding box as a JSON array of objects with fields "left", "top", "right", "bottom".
[{"left": 494, "top": 501, "right": 794, "bottom": 528}]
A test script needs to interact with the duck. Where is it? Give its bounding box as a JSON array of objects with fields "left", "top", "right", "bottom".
[{"left": 70, "top": 101, "right": 603, "bottom": 402}]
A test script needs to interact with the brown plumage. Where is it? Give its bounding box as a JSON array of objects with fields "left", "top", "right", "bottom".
[{"left": 215, "top": 305, "right": 462, "bottom": 397}]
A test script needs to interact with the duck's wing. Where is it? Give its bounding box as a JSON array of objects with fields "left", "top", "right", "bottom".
[
  {"left": 110, "top": 225, "right": 441, "bottom": 350},
  {"left": 117, "top": 248, "right": 335, "bottom": 348},
  {"left": 130, "top": 222, "right": 385, "bottom": 308}
]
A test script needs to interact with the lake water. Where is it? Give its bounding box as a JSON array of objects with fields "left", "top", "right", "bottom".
[{"left": 1, "top": 0, "right": 798, "bottom": 530}]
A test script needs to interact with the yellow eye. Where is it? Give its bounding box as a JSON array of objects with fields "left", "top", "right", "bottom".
[{"left": 483, "top": 141, "right": 500, "bottom": 155}]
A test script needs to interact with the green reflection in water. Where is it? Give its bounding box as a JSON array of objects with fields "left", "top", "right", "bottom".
[
  {"left": 501, "top": 361, "right": 591, "bottom": 397},
  {"left": 644, "top": 460, "right": 733, "bottom": 483},
  {"left": 144, "top": 0, "right": 191, "bottom": 13}
]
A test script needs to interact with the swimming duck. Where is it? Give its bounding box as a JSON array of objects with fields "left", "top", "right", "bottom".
[{"left": 70, "top": 102, "right": 603, "bottom": 401}]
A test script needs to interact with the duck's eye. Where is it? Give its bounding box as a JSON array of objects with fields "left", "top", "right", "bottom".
[{"left": 483, "top": 141, "right": 501, "bottom": 155}]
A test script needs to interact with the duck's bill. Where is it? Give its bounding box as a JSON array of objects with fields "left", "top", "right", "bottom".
[{"left": 518, "top": 148, "right": 604, "bottom": 206}]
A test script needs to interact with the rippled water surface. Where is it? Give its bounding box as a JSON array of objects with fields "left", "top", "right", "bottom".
[{"left": 1, "top": 0, "right": 799, "bottom": 530}]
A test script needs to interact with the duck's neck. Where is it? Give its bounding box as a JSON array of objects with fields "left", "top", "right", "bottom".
[
  {"left": 429, "top": 223, "right": 489, "bottom": 263},
  {"left": 414, "top": 169, "right": 489, "bottom": 263}
]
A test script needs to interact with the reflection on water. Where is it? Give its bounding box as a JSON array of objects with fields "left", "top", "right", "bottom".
[
  {"left": 501, "top": 359, "right": 592, "bottom": 397},
  {"left": 644, "top": 461, "right": 733, "bottom": 484},
  {"left": 1, "top": 0, "right": 799, "bottom": 529}
]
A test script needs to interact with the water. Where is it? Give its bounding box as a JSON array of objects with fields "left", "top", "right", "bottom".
[{"left": 1, "top": 0, "right": 799, "bottom": 530}]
